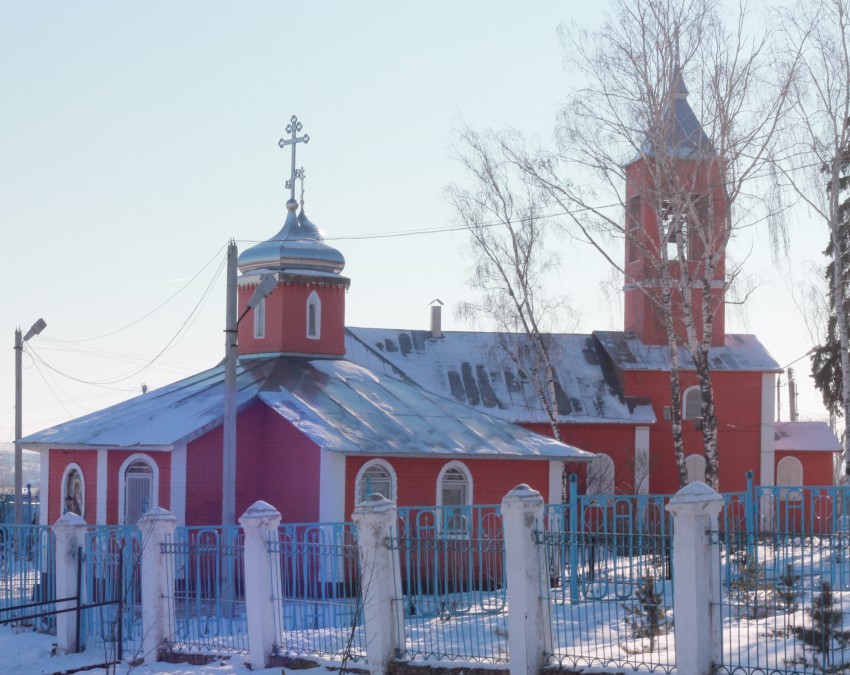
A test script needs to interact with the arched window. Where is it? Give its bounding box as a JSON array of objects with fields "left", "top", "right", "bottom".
[
  {"left": 586, "top": 454, "right": 615, "bottom": 495},
  {"left": 683, "top": 386, "right": 702, "bottom": 420},
  {"left": 777, "top": 456, "right": 803, "bottom": 502},
  {"left": 119, "top": 455, "right": 158, "bottom": 525},
  {"left": 61, "top": 464, "right": 85, "bottom": 518},
  {"left": 306, "top": 290, "right": 321, "bottom": 340},
  {"left": 253, "top": 297, "right": 266, "bottom": 339},
  {"left": 356, "top": 459, "right": 396, "bottom": 504},
  {"left": 437, "top": 462, "right": 473, "bottom": 536},
  {"left": 685, "top": 454, "right": 706, "bottom": 484}
]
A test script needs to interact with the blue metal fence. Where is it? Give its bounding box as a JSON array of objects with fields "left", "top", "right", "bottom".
[
  {"left": 391, "top": 505, "right": 508, "bottom": 664},
  {"left": 713, "top": 528, "right": 850, "bottom": 674},
  {"left": 0, "top": 524, "right": 55, "bottom": 631},
  {"left": 269, "top": 522, "right": 364, "bottom": 663},
  {"left": 81, "top": 526, "right": 142, "bottom": 660},
  {"left": 162, "top": 526, "right": 248, "bottom": 655},
  {"left": 540, "top": 477, "right": 675, "bottom": 672}
]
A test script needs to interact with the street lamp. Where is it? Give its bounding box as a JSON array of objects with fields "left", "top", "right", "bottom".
[{"left": 15, "top": 318, "right": 46, "bottom": 524}]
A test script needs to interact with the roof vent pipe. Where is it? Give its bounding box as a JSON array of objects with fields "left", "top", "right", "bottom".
[{"left": 430, "top": 299, "right": 444, "bottom": 339}]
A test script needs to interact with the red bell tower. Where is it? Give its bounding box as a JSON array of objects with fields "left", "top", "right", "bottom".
[
  {"left": 235, "top": 198, "right": 350, "bottom": 357},
  {"left": 623, "top": 69, "right": 726, "bottom": 347}
]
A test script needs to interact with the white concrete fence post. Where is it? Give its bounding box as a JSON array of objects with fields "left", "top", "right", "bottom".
[
  {"left": 501, "top": 484, "right": 552, "bottom": 675},
  {"left": 53, "top": 512, "right": 87, "bottom": 654},
  {"left": 240, "top": 500, "right": 281, "bottom": 670},
  {"left": 138, "top": 507, "right": 178, "bottom": 664},
  {"left": 352, "top": 494, "right": 404, "bottom": 675},
  {"left": 665, "top": 481, "right": 724, "bottom": 675}
]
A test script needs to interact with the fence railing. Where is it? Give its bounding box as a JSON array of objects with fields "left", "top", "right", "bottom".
[
  {"left": 162, "top": 526, "right": 247, "bottom": 655},
  {"left": 0, "top": 524, "right": 55, "bottom": 629},
  {"left": 391, "top": 505, "right": 508, "bottom": 664},
  {"left": 269, "top": 522, "right": 364, "bottom": 663},
  {"left": 81, "top": 526, "right": 142, "bottom": 661},
  {"left": 713, "top": 528, "right": 850, "bottom": 674}
]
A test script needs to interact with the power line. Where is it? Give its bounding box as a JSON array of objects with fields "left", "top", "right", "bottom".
[
  {"left": 42, "top": 244, "right": 227, "bottom": 344},
  {"left": 27, "top": 252, "right": 226, "bottom": 388}
]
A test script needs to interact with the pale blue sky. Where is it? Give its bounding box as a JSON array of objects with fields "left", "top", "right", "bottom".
[{"left": 0, "top": 1, "right": 830, "bottom": 446}]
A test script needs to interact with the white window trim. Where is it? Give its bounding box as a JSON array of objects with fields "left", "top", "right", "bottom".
[
  {"left": 306, "top": 290, "right": 321, "bottom": 340},
  {"left": 436, "top": 461, "right": 473, "bottom": 537},
  {"left": 60, "top": 462, "right": 86, "bottom": 520},
  {"left": 253, "top": 297, "right": 266, "bottom": 339},
  {"left": 117, "top": 453, "right": 159, "bottom": 525},
  {"left": 436, "top": 460, "right": 474, "bottom": 507},
  {"left": 683, "top": 385, "right": 702, "bottom": 420},
  {"left": 355, "top": 458, "right": 397, "bottom": 505},
  {"left": 777, "top": 456, "right": 803, "bottom": 502}
]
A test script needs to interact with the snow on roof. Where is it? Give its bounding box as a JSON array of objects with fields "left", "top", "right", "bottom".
[
  {"left": 593, "top": 332, "right": 781, "bottom": 373},
  {"left": 774, "top": 422, "right": 842, "bottom": 453},
  {"left": 21, "top": 355, "right": 590, "bottom": 461},
  {"left": 260, "top": 359, "right": 589, "bottom": 459},
  {"left": 20, "top": 357, "right": 277, "bottom": 448},
  {"left": 344, "top": 328, "right": 656, "bottom": 425}
]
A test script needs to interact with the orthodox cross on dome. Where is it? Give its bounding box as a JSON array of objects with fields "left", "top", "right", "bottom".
[
  {"left": 278, "top": 115, "right": 310, "bottom": 201},
  {"left": 297, "top": 167, "right": 306, "bottom": 205}
]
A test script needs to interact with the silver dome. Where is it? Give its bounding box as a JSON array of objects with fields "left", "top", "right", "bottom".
[{"left": 237, "top": 199, "right": 346, "bottom": 275}]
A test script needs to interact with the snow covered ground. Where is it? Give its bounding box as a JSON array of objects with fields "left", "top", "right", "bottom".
[{"left": 0, "top": 625, "right": 332, "bottom": 675}]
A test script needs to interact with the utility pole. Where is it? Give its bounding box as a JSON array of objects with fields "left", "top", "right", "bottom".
[
  {"left": 222, "top": 242, "right": 237, "bottom": 526},
  {"left": 788, "top": 367, "right": 798, "bottom": 422},
  {"left": 14, "top": 328, "right": 22, "bottom": 525}
]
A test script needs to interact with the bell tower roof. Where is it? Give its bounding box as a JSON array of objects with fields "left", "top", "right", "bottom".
[{"left": 632, "top": 66, "right": 717, "bottom": 163}]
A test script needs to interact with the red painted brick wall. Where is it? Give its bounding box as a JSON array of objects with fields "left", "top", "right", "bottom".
[
  {"left": 238, "top": 281, "right": 346, "bottom": 356},
  {"left": 344, "top": 456, "right": 551, "bottom": 519},
  {"left": 48, "top": 449, "right": 98, "bottom": 524},
  {"left": 775, "top": 451, "right": 835, "bottom": 487},
  {"left": 185, "top": 402, "right": 322, "bottom": 525},
  {"left": 106, "top": 451, "right": 170, "bottom": 524}
]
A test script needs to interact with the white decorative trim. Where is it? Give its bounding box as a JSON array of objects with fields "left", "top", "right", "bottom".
[
  {"left": 253, "top": 297, "right": 266, "bottom": 339},
  {"left": 96, "top": 450, "right": 107, "bottom": 524},
  {"left": 635, "top": 426, "right": 650, "bottom": 494},
  {"left": 170, "top": 444, "right": 187, "bottom": 526},
  {"left": 320, "top": 450, "right": 346, "bottom": 522},
  {"left": 355, "top": 458, "right": 397, "bottom": 505},
  {"left": 60, "top": 462, "right": 86, "bottom": 520},
  {"left": 760, "top": 374, "right": 776, "bottom": 487},
  {"left": 117, "top": 453, "right": 159, "bottom": 525},
  {"left": 435, "top": 460, "right": 473, "bottom": 507},
  {"left": 306, "top": 290, "right": 321, "bottom": 340},
  {"left": 548, "top": 461, "right": 563, "bottom": 504},
  {"left": 682, "top": 386, "right": 701, "bottom": 420},
  {"left": 39, "top": 449, "right": 49, "bottom": 526}
]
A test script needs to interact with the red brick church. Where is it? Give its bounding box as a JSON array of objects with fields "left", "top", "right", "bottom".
[{"left": 21, "top": 86, "right": 840, "bottom": 527}]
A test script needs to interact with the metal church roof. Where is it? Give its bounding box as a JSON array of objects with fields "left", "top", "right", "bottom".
[
  {"left": 20, "top": 355, "right": 589, "bottom": 461},
  {"left": 344, "top": 328, "right": 656, "bottom": 425},
  {"left": 593, "top": 331, "right": 781, "bottom": 373}
]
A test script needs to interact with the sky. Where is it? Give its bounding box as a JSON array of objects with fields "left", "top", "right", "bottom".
[{"left": 0, "top": 1, "right": 834, "bottom": 461}]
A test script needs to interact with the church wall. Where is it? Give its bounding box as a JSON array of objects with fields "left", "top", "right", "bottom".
[
  {"left": 257, "top": 407, "right": 322, "bottom": 523},
  {"left": 774, "top": 450, "right": 834, "bottom": 487},
  {"left": 106, "top": 451, "right": 171, "bottom": 524},
  {"left": 522, "top": 423, "right": 636, "bottom": 493},
  {"left": 343, "top": 456, "right": 551, "bottom": 519},
  {"left": 47, "top": 449, "right": 98, "bottom": 524},
  {"left": 183, "top": 402, "right": 322, "bottom": 526},
  {"left": 622, "top": 369, "right": 763, "bottom": 492},
  {"left": 238, "top": 282, "right": 346, "bottom": 356}
]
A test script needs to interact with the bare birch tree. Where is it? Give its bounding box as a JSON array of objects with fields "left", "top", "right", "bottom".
[
  {"left": 449, "top": 125, "right": 570, "bottom": 442},
  {"left": 497, "top": 0, "right": 795, "bottom": 489},
  {"left": 776, "top": 0, "right": 850, "bottom": 476}
]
